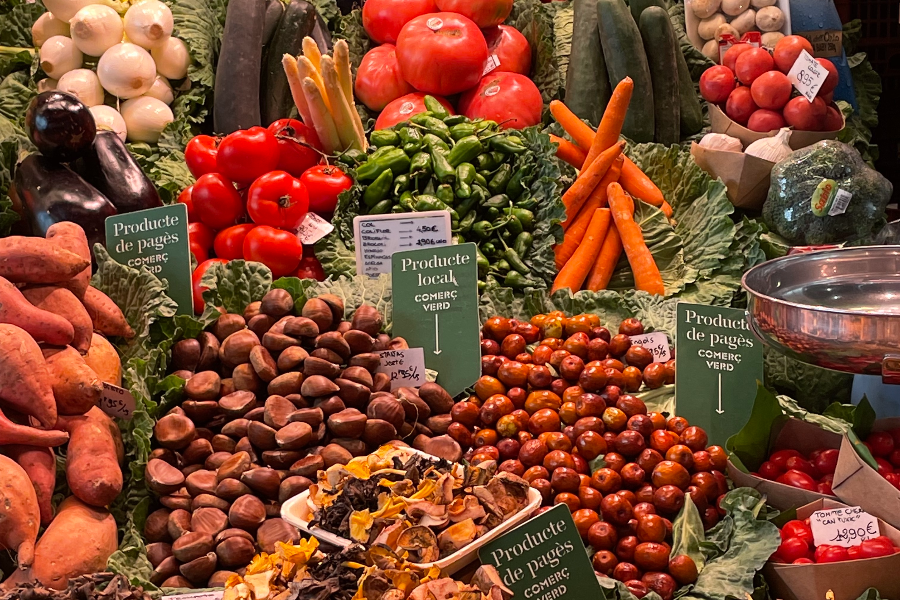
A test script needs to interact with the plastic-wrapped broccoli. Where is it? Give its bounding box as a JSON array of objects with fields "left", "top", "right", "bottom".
[{"left": 762, "top": 140, "right": 893, "bottom": 245}]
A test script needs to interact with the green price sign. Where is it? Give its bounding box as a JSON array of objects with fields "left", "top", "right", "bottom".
[
  {"left": 675, "top": 302, "right": 764, "bottom": 445},
  {"left": 391, "top": 243, "right": 480, "bottom": 397},
  {"left": 479, "top": 504, "right": 603, "bottom": 600},
  {"left": 105, "top": 204, "right": 193, "bottom": 315}
]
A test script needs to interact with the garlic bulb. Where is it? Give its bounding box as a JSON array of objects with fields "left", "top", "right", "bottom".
[
  {"left": 745, "top": 127, "right": 793, "bottom": 162},
  {"left": 32, "top": 12, "right": 70, "bottom": 48},
  {"left": 123, "top": 0, "right": 173, "bottom": 49},
  {"left": 57, "top": 68, "right": 105, "bottom": 106},
  {"left": 97, "top": 42, "right": 156, "bottom": 98},
  {"left": 699, "top": 133, "right": 743, "bottom": 152},
  {"left": 39, "top": 35, "right": 83, "bottom": 79},
  {"left": 90, "top": 104, "right": 128, "bottom": 141},
  {"left": 121, "top": 96, "right": 173, "bottom": 142}
]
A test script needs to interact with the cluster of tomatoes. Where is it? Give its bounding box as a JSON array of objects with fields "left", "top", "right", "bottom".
[
  {"left": 178, "top": 120, "right": 354, "bottom": 312},
  {"left": 699, "top": 35, "right": 843, "bottom": 133},
  {"left": 357, "top": 0, "right": 543, "bottom": 130},
  {"left": 754, "top": 448, "right": 838, "bottom": 495},
  {"left": 772, "top": 519, "right": 900, "bottom": 564}
]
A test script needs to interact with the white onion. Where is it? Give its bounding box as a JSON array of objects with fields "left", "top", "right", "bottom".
[
  {"left": 123, "top": 0, "right": 173, "bottom": 49},
  {"left": 42, "top": 0, "right": 125, "bottom": 22},
  {"left": 32, "top": 12, "right": 70, "bottom": 48},
  {"left": 69, "top": 5, "right": 124, "bottom": 57},
  {"left": 56, "top": 68, "right": 105, "bottom": 106},
  {"left": 97, "top": 43, "right": 156, "bottom": 98},
  {"left": 39, "top": 35, "right": 83, "bottom": 79},
  {"left": 90, "top": 104, "right": 128, "bottom": 141},
  {"left": 37, "top": 78, "right": 58, "bottom": 93},
  {"left": 150, "top": 36, "right": 189, "bottom": 80},
  {"left": 121, "top": 96, "right": 172, "bottom": 142},
  {"left": 144, "top": 75, "right": 174, "bottom": 104}
]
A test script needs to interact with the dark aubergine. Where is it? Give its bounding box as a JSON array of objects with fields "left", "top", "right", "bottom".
[
  {"left": 14, "top": 154, "right": 117, "bottom": 251},
  {"left": 74, "top": 130, "right": 162, "bottom": 213},
  {"left": 25, "top": 91, "right": 96, "bottom": 163}
]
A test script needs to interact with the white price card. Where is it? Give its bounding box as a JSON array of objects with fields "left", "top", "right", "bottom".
[
  {"left": 162, "top": 592, "right": 224, "bottom": 600},
  {"left": 296, "top": 211, "right": 334, "bottom": 245},
  {"left": 378, "top": 348, "right": 427, "bottom": 390},
  {"left": 483, "top": 54, "right": 501, "bottom": 75},
  {"left": 353, "top": 211, "right": 452, "bottom": 277},
  {"left": 810, "top": 506, "right": 881, "bottom": 548},
  {"left": 787, "top": 49, "right": 829, "bottom": 102},
  {"left": 630, "top": 332, "right": 671, "bottom": 363},
  {"left": 99, "top": 382, "right": 136, "bottom": 420}
]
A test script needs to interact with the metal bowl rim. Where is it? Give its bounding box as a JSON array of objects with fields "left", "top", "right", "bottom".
[{"left": 742, "top": 245, "right": 900, "bottom": 318}]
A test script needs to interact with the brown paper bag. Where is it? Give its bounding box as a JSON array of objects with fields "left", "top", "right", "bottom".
[
  {"left": 690, "top": 142, "right": 774, "bottom": 210},
  {"left": 833, "top": 421, "right": 900, "bottom": 530}
]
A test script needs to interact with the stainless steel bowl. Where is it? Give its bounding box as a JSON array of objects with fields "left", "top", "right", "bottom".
[{"left": 742, "top": 246, "right": 900, "bottom": 379}]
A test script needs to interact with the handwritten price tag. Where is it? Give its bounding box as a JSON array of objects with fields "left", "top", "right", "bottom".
[
  {"left": 99, "top": 382, "right": 136, "bottom": 421},
  {"left": 377, "top": 348, "right": 426, "bottom": 390},
  {"left": 629, "top": 332, "right": 671, "bottom": 363},
  {"left": 354, "top": 212, "right": 452, "bottom": 277},
  {"left": 787, "top": 49, "right": 828, "bottom": 102},
  {"left": 810, "top": 507, "right": 881, "bottom": 548},
  {"left": 296, "top": 212, "right": 334, "bottom": 245}
]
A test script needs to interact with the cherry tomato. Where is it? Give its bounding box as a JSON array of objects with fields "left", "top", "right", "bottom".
[
  {"left": 875, "top": 457, "right": 894, "bottom": 476},
  {"left": 885, "top": 472, "right": 900, "bottom": 491},
  {"left": 192, "top": 173, "right": 244, "bottom": 231},
  {"left": 246, "top": 170, "right": 309, "bottom": 230},
  {"left": 792, "top": 557, "right": 814, "bottom": 564},
  {"left": 216, "top": 126, "right": 280, "bottom": 185},
  {"left": 775, "top": 537, "right": 811, "bottom": 563},
  {"left": 867, "top": 431, "right": 895, "bottom": 457},
  {"left": 769, "top": 449, "right": 802, "bottom": 471},
  {"left": 812, "top": 448, "right": 839, "bottom": 476},
  {"left": 785, "top": 456, "right": 818, "bottom": 478},
  {"left": 758, "top": 460, "right": 783, "bottom": 480},
  {"left": 188, "top": 222, "right": 215, "bottom": 251},
  {"left": 781, "top": 521, "right": 813, "bottom": 548},
  {"left": 300, "top": 165, "right": 353, "bottom": 216},
  {"left": 267, "top": 119, "right": 322, "bottom": 178},
  {"left": 184, "top": 135, "right": 219, "bottom": 179},
  {"left": 177, "top": 185, "right": 198, "bottom": 223},
  {"left": 242, "top": 225, "right": 303, "bottom": 277},
  {"left": 847, "top": 545, "right": 862, "bottom": 561},
  {"left": 814, "top": 544, "right": 848, "bottom": 563},
  {"left": 295, "top": 253, "right": 325, "bottom": 281},
  {"left": 817, "top": 480, "right": 834, "bottom": 495},
  {"left": 214, "top": 224, "right": 255, "bottom": 260},
  {"left": 859, "top": 538, "right": 895, "bottom": 559},
  {"left": 775, "top": 469, "right": 817, "bottom": 491},
  {"left": 191, "top": 258, "right": 227, "bottom": 314}
]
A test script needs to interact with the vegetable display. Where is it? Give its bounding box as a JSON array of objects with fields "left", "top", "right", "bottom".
[{"left": 771, "top": 519, "right": 900, "bottom": 564}]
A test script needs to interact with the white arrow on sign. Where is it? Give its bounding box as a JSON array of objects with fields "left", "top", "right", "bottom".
[
  {"left": 434, "top": 314, "right": 442, "bottom": 355},
  {"left": 716, "top": 373, "right": 724, "bottom": 414}
]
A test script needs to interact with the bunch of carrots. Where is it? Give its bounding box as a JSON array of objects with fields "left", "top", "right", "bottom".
[
  {"left": 282, "top": 38, "right": 368, "bottom": 155},
  {"left": 549, "top": 77, "right": 666, "bottom": 297}
]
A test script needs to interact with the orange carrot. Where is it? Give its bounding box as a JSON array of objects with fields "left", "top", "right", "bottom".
[
  {"left": 584, "top": 78, "right": 634, "bottom": 168},
  {"left": 586, "top": 225, "right": 623, "bottom": 291},
  {"left": 562, "top": 141, "right": 624, "bottom": 223},
  {"left": 607, "top": 183, "right": 665, "bottom": 296},
  {"left": 549, "top": 100, "right": 595, "bottom": 151},
  {"left": 549, "top": 135, "right": 586, "bottom": 169},
  {"left": 552, "top": 209, "right": 612, "bottom": 293},
  {"left": 661, "top": 201, "right": 673, "bottom": 218},
  {"left": 620, "top": 157, "right": 665, "bottom": 208},
  {"left": 562, "top": 155, "right": 624, "bottom": 233}
]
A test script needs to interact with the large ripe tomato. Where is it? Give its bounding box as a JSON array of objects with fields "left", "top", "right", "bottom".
[
  {"left": 458, "top": 72, "right": 543, "bottom": 129},
  {"left": 355, "top": 45, "right": 415, "bottom": 112},
  {"left": 192, "top": 173, "right": 245, "bottom": 231},
  {"left": 184, "top": 135, "right": 219, "bottom": 179},
  {"left": 214, "top": 224, "right": 255, "bottom": 260},
  {"left": 177, "top": 185, "right": 198, "bottom": 223},
  {"left": 267, "top": 119, "right": 322, "bottom": 178},
  {"left": 192, "top": 258, "right": 227, "bottom": 314},
  {"left": 242, "top": 225, "right": 303, "bottom": 278},
  {"left": 374, "top": 92, "right": 455, "bottom": 130},
  {"left": 246, "top": 170, "right": 309, "bottom": 230},
  {"left": 396, "top": 13, "right": 489, "bottom": 96},
  {"left": 188, "top": 222, "right": 215, "bottom": 251},
  {"left": 435, "top": 0, "right": 512, "bottom": 28},
  {"left": 362, "top": 0, "right": 437, "bottom": 45},
  {"left": 216, "top": 127, "right": 280, "bottom": 185},
  {"left": 300, "top": 165, "right": 353, "bottom": 216},
  {"left": 483, "top": 25, "right": 532, "bottom": 76}
]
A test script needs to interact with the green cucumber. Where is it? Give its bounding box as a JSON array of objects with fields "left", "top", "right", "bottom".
[
  {"left": 629, "top": 0, "right": 668, "bottom": 22},
  {"left": 640, "top": 6, "right": 680, "bottom": 145},
  {"left": 565, "top": 0, "right": 610, "bottom": 127},
  {"left": 214, "top": 0, "right": 268, "bottom": 133},
  {"left": 675, "top": 36, "right": 704, "bottom": 135},
  {"left": 596, "top": 0, "right": 655, "bottom": 142},
  {"left": 261, "top": 0, "right": 317, "bottom": 126}
]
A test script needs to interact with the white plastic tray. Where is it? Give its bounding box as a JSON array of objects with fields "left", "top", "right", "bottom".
[
  {"left": 281, "top": 447, "right": 542, "bottom": 575},
  {"left": 684, "top": 0, "right": 792, "bottom": 56}
]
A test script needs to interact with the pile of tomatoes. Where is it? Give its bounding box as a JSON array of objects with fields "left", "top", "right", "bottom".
[
  {"left": 178, "top": 120, "right": 354, "bottom": 312},
  {"left": 772, "top": 519, "right": 900, "bottom": 564},
  {"left": 754, "top": 448, "right": 838, "bottom": 495},
  {"left": 356, "top": 0, "right": 544, "bottom": 130}
]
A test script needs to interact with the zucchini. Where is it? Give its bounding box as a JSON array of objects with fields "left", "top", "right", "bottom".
[
  {"left": 630, "top": 0, "right": 668, "bottom": 22},
  {"left": 596, "top": 0, "right": 655, "bottom": 142},
  {"left": 640, "top": 7, "right": 680, "bottom": 145},
  {"left": 565, "top": 0, "right": 610, "bottom": 127},
  {"left": 261, "top": 0, "right": 317, "bottom": 126},
  {"left": 214, "top": 0, "right": 267, "bottom": 134},
  {"left": 676, "top": 38, "right": 704, "bottom": 135}
]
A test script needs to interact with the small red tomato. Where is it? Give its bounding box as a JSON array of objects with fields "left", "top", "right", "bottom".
[
  {"left": 792, "top": 557, "right": 815, "bottom": 564},
  {"left": 191, "top": 258, "right": 227, "bottom": 314},
  {"left": 294, "top": 253, "right": 325, "bottom": 281},
  {"left": 300, "top": 165, "right": 353, "bottom": 216},
  {"left": 781, "top": 521, "right": 813, "bottom": 548},
  {"left": 813, "top": 448, "right": 839, "bottom": 476},
  {"left": 177, "top": 185, "right": 198, "bottom": 223},
  {"left": 184, "top": 135, "right": 219, "bottom": 179},
  {"left": 213, "top": 224, "right": 256, "bottom": 260},
  {"left": 859, "top": 538, "right": 895, "bottom": 559},
  {"left": 775, "top": 537, "right": 811, "bottom": 563},
  {"left": 769, "top": 449, "right": 802, "bottom": 471},
  {"left": 242, "top": 225, "right": 303, "bottom": 277},
  {"left": 875, "top": 457, "right": 894, "bottom": 476},
  {"left": 889, "top": 449, "right": 900, "bottom": 468},
  {"left": 758, "top": 460, "right": 783, "bottom": 480},
  {"left": 776, "top": 469, "right": 817, "bottom": 491},
  {"left": 785, "top": 456, "right": 818, "bottom": 478},
  {"left": 884, "top": 472, "right": 900, "bottom": 491},
  {"left": 216, "top": 126, "right": 280, "bottom": 185},
  {"left": 847, "top": 545, "right": 862, "bottom": 561},
  {"left": 889, "top": 428, "right": 900, "bottom": 447},
  {"left": 814, "top": 545, "right": 848, "bottom": 563},
  {"left": 246, "top": 170, "right": 309, "bottom": 230},
  {"left": 192, "top": 173, "right": 244, "bottom": 231},
  {"left": 867, "top": 431, "right": 895, "bottom": 458},
  {"left": 267, "top": 119, "right": 322, "bottom": 177},
  {"left": 817, "top": 481, "right": 834, "bottom": 495}
]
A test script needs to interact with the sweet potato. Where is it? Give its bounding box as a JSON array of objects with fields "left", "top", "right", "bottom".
[
  {"left": 22, "top": 285, "right": 92, "bottom": 353},
  {"left": 5, "top": 445, "right": 56, "bottom": 526},
  {"left": 82, "top": 286, "right": 135, "bottom": 339},
  {"left": 0, "top": 277, "right": 74, "bottom": 346},
  {"left": 0, "top": 407, "right": 68, "bottom": 447},
  {"left": 83, "top": 333, "right": 122, "bottom": 387},
  {"left": 0, "top": 324, "right": 57, "bottom": 428},
  {"left": 45, "top": 222, "right": 91, "bottom": 300},
  {"left": 56, "top": 407, "right": 122, "bottom": 507},
  {"left": 0, "top": 236, "right": 89, "bottom": 284},
  {"left": 42, "top": 346, "right": 103, "bottom": 416},
  {"left": 0, "top": 454, "right": 40, "bottom": 569}
]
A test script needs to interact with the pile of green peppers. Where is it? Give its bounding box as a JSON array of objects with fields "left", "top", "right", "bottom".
[{"left": 337, "top": 96, "right": 544, "bottom": 291}]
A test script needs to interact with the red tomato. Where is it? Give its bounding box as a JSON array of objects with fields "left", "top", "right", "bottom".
[
  {"left": 875, "top": 457, "right": 894, "bottom": 476},
  {"left": 300, "top": 165, "right": 353, "bottom": 216},
  {"left": 747, "top": 109, "right": 786, "bottom": 132},
  {"left": 785, "top": 456, "right": 818, "bottom": 478},
  {"left": 734, "top": 48, "right": 774, "bottom": 85},
  {"left": 192, "top": 173, "right": 245, "bottom": 231},
  {"left": 483, "top": 25, "right": 532, "bottom": 76},
  {"left": 246, "top": 171, "right": 309, "bottom": 230},
  {"left": 374, "top": 92, "right": 455, "bottom": 130},
  {"left": 775, "top": 469, "right": 817, "bottom": 491},
  {"left": 214, "top": 224, "right": 255, "bottom": 261},
  {"left": 847, "top": 545, "right": 862, "bottom": 561},
  {"left": 267, "top": 119, "right": 322, "bottom": 178},
  {"left": 434, "top": 0, "right": 512, "bottom": 28},
  {"left": 185, "top": 135, "right": 219, "bottom": 179},
  {"left": 192, "top": 258, "right": 227, "bottom": 314},
  {"left": 242, "top": 225, "right": 303, "bottom": 277},
  {"left": 775, "top": 538, "right": 811, "bottom": 563},
  {"left": 188, "top": 222, "right": 215, "bottom": 251},
  {"left": 725, "top": 86, "right": 757, "bottom": 125},
  {"left": 823, "top": 105, "right": 843, "bottom": 131},
  {"left": 190, "top": 241, "right": 208, "bottom": 265},
  {"left": 859, "top": 539, "right": 896, "bottom": 559},
  {"left": 888, "top": 428, "right": 900, "bottom": 447},
  {"left": 177, "top": 185, "right": 198, "bottom": 223},
  {"left": 783, "top": 96, "right": 827, "bottom": 131},
  {"left": 817, "top": 480, "right": 834, "bottom": 495},
  {"left": 769, "top": 449, "right": 802, "bottom": 471},
  {"left": 758, "top": 460, "right": 783, "bottom": 480},
  {"left": 813, "top": 448, "right": 839, "bottom": 475},
  {"left": 814, "top": 545, "right": 848, "bottom": 563},
  {"left": 750, "top": 71, "right": 792, "bottom": 110},
  {"left": 396, "top": 13, "right": 489, "bottom": 96},
  {"left": 362, "top": 0, "right": 437, "bottom": 45},
  {"left": 216, "top": 127, "right": 280, "bottom": 185},
  {"left": 295, "top": 254, "right": 325, "bottom": 281},
  {"left": 458, "top": 72, "right": 542, "bottom": 129},
  {"left": 774, "top": 35, "right": 814, "bottom": 73},
  {"left": 699, "top": 65, "right": 736, "bottom": 104},
  {"left": 781, "top": 521, "right": 813, "bottom": 548},
  {"left": 867, "top": 431, "right": 895, "bottom": 457},
  {"left": 889, "top": 449, "right": 900, "bottom": 469},
  {"left": 722, "top": 43, "right": 753, "bottom": 73},
  {"left": 792, "top": 557, "right": 814, "bottom": 564},
  {"left": 816, "top": 58, "right": 839, "bottom": 95},
  {"left": 355, "top": 45, "right": 415, "bottom": 112}
]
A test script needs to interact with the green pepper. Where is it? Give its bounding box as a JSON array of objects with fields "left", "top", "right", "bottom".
[
  {"left": 474, "top": 119, "right": 498, "bottom": 132},
  {"left": 415, "top": 195, "right": 458, "bottom": 221},
  {"left": 392, "top": 173, "right": 410, "bottom": 196},
  {"left": 411, "top": 114, "right": 451, "bottom": 141},
  {"left": 478, "top": 169, "right": 493, "bottom": 182},
  {"left": 336, "top": 149, "right": 366, "bottom": 166},
  {"left": 357, "top": 149, "right": 410, "bottom": 181},
  {"left": 370, "top": 199, "right": 393, "bottom": 214},
  {"left": 423, "top": 133, "right": 450, "bottom": 154},
  {"left": 488, "top": 164, "right": 512, "bottom": 195},
  {"left": 452, "top": 234, "right": 465, "bottom": 245},
  {"left": 483, "top": 193, "right": 510, "bottom": 209},
  {"left": 514, "top": 231, "right": 534, "bottom": 257},
  {"left": 474, "top": 173, "right": 488, "bottom": 189},
  {"left": 478, "top": 280, "right": 487, "bottom": 292},
  {"left": 443, "top": 114, "right": 467, "bottom": 126},
  {"left": 391, "top": 205, "right": 405, "bottom": 213},
  {"left": 431, "top": 149, "right": 456, "bottom": 184},
  {"left": 459, "top": 209, "right": 478, "bottom": 234},
  {"left": 423, "top": 95, "right": 450, "bottom": 119},
  {"left": 490, "top": 135, "right": 527, "bottom": 154},
  {"left": 486, "top": 207, "right": 500, "bottom": 220},
  {"left": 450, "top": 123, "right": 478, "bottom": 141},
  {"left": 506, "top": 214, "right": 524, "bottom": 237},
  {"left": 475, "top": 246, "right": 490, "bottom": 277},
  {"left": 410, "top": 152, "right": 432, "bottom": 177},
  {"left": 455, "top": 163, "right": 476, "bottom": 199},
  {"left": 398, "top": 191, "right": 415, "bottom": 212},
  {"left": 515, "top": 196, "right": 538, "bottom": 211},
  {"left": 436, "top": 184, "right": 454, "bottom": 205},
  {"left": 503, "top": 207, "right": 534, "bottom": 231},
  {"left": 496, "top": 259, "right": 511, "bottom": 273},
  {"left": 502, "top": 243, "right": 530, "bottom": 274},
  {"left": 475, "top": 153, "right": 498, "bottom": 171},
  {"left": 481, "top": 242, "right": 497, "bottom": 258},
  {"left": 506, "top": 167, "right": 527, "bottom": 199},
  {"left": 399, "top": 127, "right": 423, "bottom": 154},
  {"left": 362, "top": 168, "right": 392, "bottom": 207},
  {"left": 422, "top": 179, "right": 436, "bottom": 196},
  {"left": 371, "top": 129, "right": 400, "bottom": 147},
  {"left": 447, "top": 135, "right": 484, "bottom": 168},
  {"left": 472, "top": 221, "right": 495, "bottom": 240},
  {"left": 504, "top": 271, "right": 541, "bottom": 289},
  {"left": 368, "top": 145, "right": 396, "bottom": 160}
]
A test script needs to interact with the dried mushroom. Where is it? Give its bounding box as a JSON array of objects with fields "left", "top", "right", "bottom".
[
  {"left": 397, "top": 526, "right": 440, "bottom": 562},
  {"left": 437, "top": 519, "right": 479, "bottom": 556}
]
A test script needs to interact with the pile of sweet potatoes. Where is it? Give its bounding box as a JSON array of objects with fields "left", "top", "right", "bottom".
[{"left": 0, "top": 223, "right": 133, "bottom": 590}]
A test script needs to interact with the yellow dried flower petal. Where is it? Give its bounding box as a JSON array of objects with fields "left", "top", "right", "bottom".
[
  {"left": 350, "top": 509, "right": 374, "bottom": 542},
  {"left": 246, "top": 552, "right": 274, "bottom": 575},
  {"left": 225, "top": 573, "right": 245, "bottom": 589},
  {"left": 276, "top": 537, "right": 319, "bottom": 566}
]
